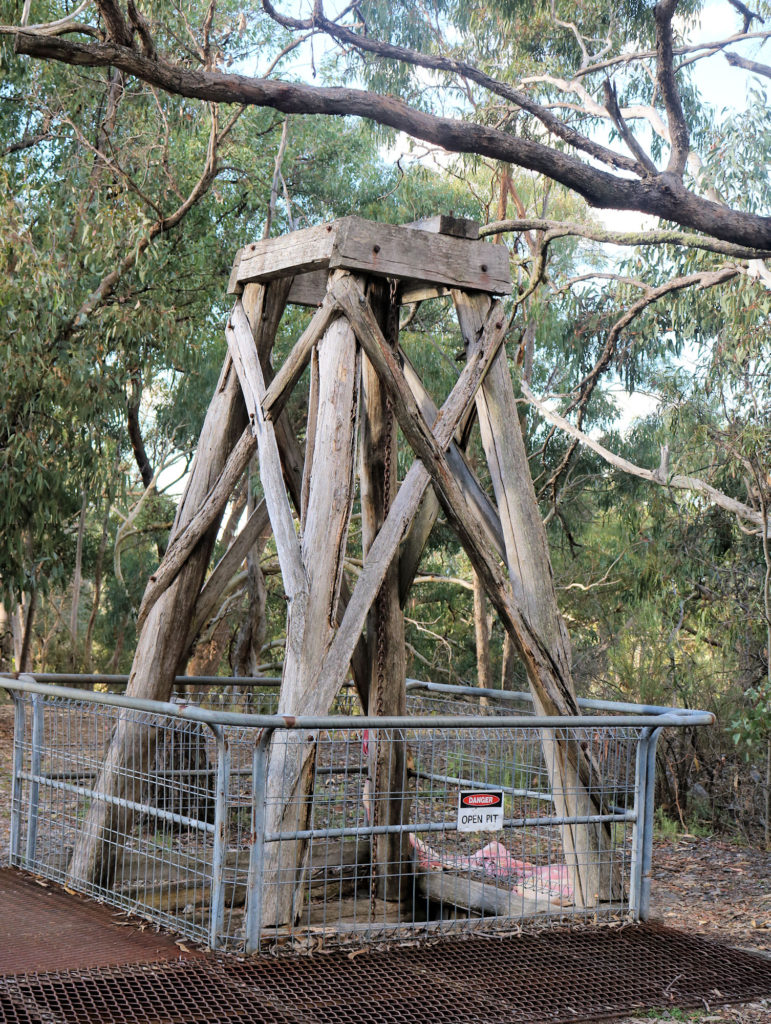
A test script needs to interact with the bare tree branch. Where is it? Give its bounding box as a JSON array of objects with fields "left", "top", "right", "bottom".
[
  {"left": 479, "top": 217, "right": 771, "bottom": 260},
  {"left": 521, "top": 381, "right": 770, "bottom": 536},
  {"left": 262, "top": 0, "right": 641, "bottom": 176},
  {"left": 542, "top": 266, "right": 740, "bottom": 498},
  {"left": 602, "top": 78, "right": 658, "bottom": 176},
  {"left": 725, "top": 50, "right": 771, "bottom": 79},
  {"left": 95, "top": 0, "right": 133, "bottom": 47},
  {"left": 726, "top": 0, "right": 763, "bottom": 34}
]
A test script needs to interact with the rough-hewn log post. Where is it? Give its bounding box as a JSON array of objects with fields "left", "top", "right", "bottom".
[
  {"left": 230, "top": 292, "right": 361, "bottom": 929},
  {"left": 66, "top": 346, "right": 253, "bottom": 886},
  {"left": 360, "top": 281, "right": 409, "bottom": 902},
  {"left": 453, "top": 289, "right": 622, "bottom": 906}
]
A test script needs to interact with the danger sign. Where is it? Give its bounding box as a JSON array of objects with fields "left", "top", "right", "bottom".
[{"left": 457, "top": 790, "right": 504, "bottom": 832}]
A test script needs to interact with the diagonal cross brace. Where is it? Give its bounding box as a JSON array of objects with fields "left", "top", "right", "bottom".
[
  {"left": 332, "top": 274, "right": 581, "bottom": 721},
  {"left": 303, "top": 275, "right": 512, "bottom": 713},
  {"left": 226, "top": 299, "right": 307, "bottom": 602}
]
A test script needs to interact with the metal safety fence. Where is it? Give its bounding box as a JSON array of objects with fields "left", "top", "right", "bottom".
[{"left": 1, "top": 674, "right": 713, "bottom": 953}]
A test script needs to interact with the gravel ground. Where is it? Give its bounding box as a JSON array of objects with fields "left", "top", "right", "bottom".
[{"left": 0, "top": 698, "right": 768, "bottom": 1022}]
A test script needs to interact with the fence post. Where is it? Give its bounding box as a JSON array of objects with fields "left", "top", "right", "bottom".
[
  {"left": 24, "top": 693, "right": 44, "bottom": 866},
  {"left": 628, "top": 728, "right": 651, "bottom": 919},
  {"left": 245, "top": 727, "right": 274, "bottom": 955},
  {"left": 639, "top": 727, "right": 663, "bottom": 921},
  {"left": 10, "top": 693, "right": 26, "bottom": 864},
  {"left": 208, "top": 724, "right": 230, "bottom": 950}
]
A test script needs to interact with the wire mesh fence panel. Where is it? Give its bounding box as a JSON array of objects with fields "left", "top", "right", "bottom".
[
  {"left": 249, "top": 718, "right": 641, "bottom": 951},
  {"left": 10, "top": 693, "right": 221, "bottom": 945},
  {"left": 3, "top": 677, "right": 713, "bottom": 954}
]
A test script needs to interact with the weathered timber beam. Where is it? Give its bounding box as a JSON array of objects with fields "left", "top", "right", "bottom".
[
  {"left": 418, "top": 870, "right": 544, "bottom": 917},
  {"left": 403, "top": 215, "right": 480, "bottom": 239},
  {"left": 401, "top": 351, "right": 505, "bottom": 560},
  {"left": 261, "top": 292, "right": 340, "bottom": 421},
  {"left": 360, "top": 281, "right": 409, "bottom": 901},
  {"left": 398, "top": 488, "right": 441, "bottom": 605},
  {"left": 136, "top": 427, "right": 257, "bottom": 632},
  {"left": 287, "top": 269, "right": 328, "bottom": 307},
  {"left": 309, "top": 279, "right": 511, "bottom": 708},
  {"left": 249, "top": 303, "right": 370, "bottom": 708},
  {"left": 226, "top": 301, "right": 307, "bottom": 604},
  {"left": 453, "top": 290, "right": 569, "bottom": 669},
  {"left": 453, "top": 292, "right": 622, "bottom": 905},
  {"left": 291, "top": 315, "right": 360, "bottom": 711},
  {"left": 330, "top": 218, "right": 511, "bottom": 294},
  {"left": 229, "top": 221, "right": 338, "bottom": 294}
]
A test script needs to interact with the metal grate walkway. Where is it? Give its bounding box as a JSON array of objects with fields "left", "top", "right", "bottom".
[{"left": 2, "top": 870, "right": 771, "bottom": 1023}]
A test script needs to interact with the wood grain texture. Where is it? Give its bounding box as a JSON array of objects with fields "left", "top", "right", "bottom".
[
  {"left": 260, "top": 313, "right": 361, "bottom": 929},
  {"left": 67, "top": 353, "right": 251, "bottom": 888},
  {"left": 359, "top": 280, "right": 409, "bottom": 901},
  {"left": 186, "top": 497, "right": 270, "bottom": 648},
  {"left": 261, "top": 294, "right": 340, "bottom": 422},
  {"left": 453, "top": 289, "right": 622, "bottom": 907},
  {"left": 231, "top": 221, "right": 338, "bottom": 292},
  {"left": 287, "top": 269, "right": 328, "bottom": 306},
  {"left": 309, "top": 274, "right": 509, "bottom": 708},
  {"left": 404, "top": 214, "right": 480, "bottom": 239},
  {"left": 401, "top": 351, "right": 505, "bottom": 560},
  {"left": 331, "top": 217, "right": 511, "bottom": 294},
  {"left": 136, "top": 427, "right": 257, "bottom": 631}
]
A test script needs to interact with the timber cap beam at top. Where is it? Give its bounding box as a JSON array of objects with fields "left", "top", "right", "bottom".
[{"left": 228, "top": 216, "right": 512, "bottom": 302}]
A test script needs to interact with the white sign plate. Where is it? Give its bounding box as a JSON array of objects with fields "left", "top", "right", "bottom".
[{"left": 457, "top": 790, "right": 504, "bottom": 832}]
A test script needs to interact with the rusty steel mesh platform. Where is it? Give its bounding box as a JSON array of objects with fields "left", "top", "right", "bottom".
[
  {"left": 3, "top": 922, "right": 771, "bottom": 1024},
  {"left": 0, "top": 869, "right": 201, "bottom": 976}
]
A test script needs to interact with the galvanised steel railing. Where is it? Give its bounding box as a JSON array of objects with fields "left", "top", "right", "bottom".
[{"left": 1, "top": 674, "right": 713, "bottom": 953}]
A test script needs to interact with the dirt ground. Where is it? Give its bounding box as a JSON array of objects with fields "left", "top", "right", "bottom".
[{"left": 0, "top": 701, "right": 768, "bottom": 1022}]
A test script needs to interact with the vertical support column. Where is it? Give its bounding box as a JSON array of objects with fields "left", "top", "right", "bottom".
[
  {"left": 10, "top": 693, "right": 26, "bottom": 864},
  {"left": 25, "top": 693, "right": 44, "bottom": 866},
  {"left": 360, "top": 281, "right": 409, "bottom": 902},
  {"left": 245, "top": 727, "right": 273, "bottom": 954},
  {"left": 208, "top": 725, "right": 230, "bottom": 950},
  {"left": 640, "top": 727, "right": 663, "bottom": 921},
  {"left": 628, "top": 728, "right": 652, "bottom": 919}
]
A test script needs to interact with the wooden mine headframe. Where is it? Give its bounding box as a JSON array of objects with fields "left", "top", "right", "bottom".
[{"left": 70, "top": 216, "right": 621, "bottom": 923}]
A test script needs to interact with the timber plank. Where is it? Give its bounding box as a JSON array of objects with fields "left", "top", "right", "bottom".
[
  {"left": 287, "top": 269, "right": 328, "bottom": 306},
  {"left": 230, "top": 221, "right": 339, "bottom": 293},
  {"left": 404, "top": 214, "right": 480, "bottom": 239},
  {"left": 331, "top": 217, "right": 511, "bottom": 294}
]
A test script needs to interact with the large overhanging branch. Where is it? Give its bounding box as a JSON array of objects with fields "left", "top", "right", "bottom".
[
  {"left": 479, "top": 218, "right": 771, "bottom": 260},
  {"left": 521, "top": 381, "right": 770, "bottom": 537},
  {"left": 725, "top": 50, "right": 771, "bottom": 80},
  {"left": 10, "top": 30, "right": 771, "bottom": 250},
  {"left": 262, "top": 0, "right": 640, "bottom": 176}
]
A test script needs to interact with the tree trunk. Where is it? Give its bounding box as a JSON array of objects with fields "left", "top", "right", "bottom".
[
  {"left": 453, "top": 289, "right": 622, "bottom": 906},
  {"left": 231, "top": 464, "right": 270, "bottom": 678}
]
